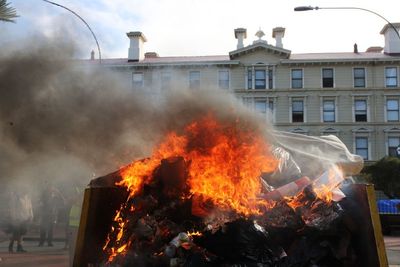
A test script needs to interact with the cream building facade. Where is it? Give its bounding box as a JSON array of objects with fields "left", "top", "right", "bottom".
[{"left": 88, "top": 24, "right": 400, "bottom": 163}]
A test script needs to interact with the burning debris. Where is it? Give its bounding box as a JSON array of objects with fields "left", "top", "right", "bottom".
[{"left": 95, "top": 113, "right": 365, "bottom": 267}]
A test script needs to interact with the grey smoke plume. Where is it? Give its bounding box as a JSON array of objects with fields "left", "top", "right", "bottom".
[{"left": 0, "top": 36, "right": 268, "bottom": 191}]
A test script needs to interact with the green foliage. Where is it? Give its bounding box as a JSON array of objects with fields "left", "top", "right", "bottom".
[
  {"left": 362, "top": 156, "right": 400, "bottom": 198},
  {"left": 0, "top": 0, "right": 18, "bottom": 23}
]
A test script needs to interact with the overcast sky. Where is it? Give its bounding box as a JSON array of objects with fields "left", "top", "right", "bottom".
[{"left": 1, "top": 0, "right": 399, "bottom": 59}]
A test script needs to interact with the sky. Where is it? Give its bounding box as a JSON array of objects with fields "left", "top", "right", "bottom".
[{"left": 1, "top": 0, "right": 399, "bottom": 59}]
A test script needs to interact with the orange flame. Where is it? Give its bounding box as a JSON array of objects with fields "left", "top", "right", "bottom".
[{"left": 104, "top": 113, "right": 279, "bottom": 261}]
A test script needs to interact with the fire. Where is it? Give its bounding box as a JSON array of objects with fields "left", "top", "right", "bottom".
[{"left": 103, "top": 113, "right": 279, "bottom": 262}]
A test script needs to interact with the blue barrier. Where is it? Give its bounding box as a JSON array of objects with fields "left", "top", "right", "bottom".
[{"left": 377, "top": 199, "right": 400, "bottom": 214}]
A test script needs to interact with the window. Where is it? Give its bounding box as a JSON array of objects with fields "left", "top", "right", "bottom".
[
  {"left": 323, "top": 100, "right": 335, "bottom": 122},
  {"left": 247, "top": 66, "right": 274, "bottom": 89},
  {"left": 255, "top": 70, "right": 266, "bottom": 89},
  {"left": 247, "top": 69, "right": 252, "bottom": 89},
  {"left": 386, "top": 67, "right": 398, "bottom": 87},
  {"left": 387, "top": 99, "right": 399, "bottom": 122},
  {"left": 355, "top": 100, "right": 367, "bottom": 122},
  {"left": 354, "top": 68, "right": 366, "bottom": 88},
  {"left": 132, "top": 72, "right": 144, "bottom": 88},
  {"left": 268, "top": 69, "right": 273, "bottom": 89},
  {"left": 255, "top": 100, "right": 267, "bottom": 114},
  {"left": 292, "top": 100, "right": 304, "bottom": 122},
  {"left": 355, "top": 137, "right": 368, "bottom": 160},
  {"left": 388, "top": 137, "right": 400, "bottom": 157},
  {"left": 218, "top": 70, "right": 229, "bottom": 89},
  {"left": 291, "top": 69, "right": 303, "bottom": 89},
  {"left": 161, "top": 71, "right": 171, "bottom": 90},
  {"left": 189, "top": 71, "right": 200, "bottom": 89},
  {"left": 322, "top": 68, "right": 334, "bottom": 88}
]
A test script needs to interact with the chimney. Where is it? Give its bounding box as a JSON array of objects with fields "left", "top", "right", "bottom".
[
  {"left": 272, "top": 27, "right": 285, "bottom": 48},
  {"left": 145, "top": 52, "right": 159, "bottom": 58},
  {"left": 380, "top": 23, "right": 400, "bottom": 55},
  {"left": 366, "top": 46, "right": 383, "bottom": 53},
  {"left": 353, "top": 43, "right": 358, "bottom": 53},
  {"left": 234, "top": 28, "right": 247, "bottom": 49},
  {"left": 90, "top": 50, "right": 95, "bottom": 60},
  {"left": 127, "top": 31, "right": 147, "bottom": 62}
]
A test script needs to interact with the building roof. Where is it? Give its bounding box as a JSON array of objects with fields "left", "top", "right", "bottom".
[
  {"left": 79, "top": 51, "right": 400, "bottom": 66},
  {"left": 283, "top": 52, "right": 400, "bottom": 64}
]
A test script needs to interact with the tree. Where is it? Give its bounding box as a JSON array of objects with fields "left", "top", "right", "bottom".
[
  {"left": 0, "top": 0, "right": 18, "bottom": 23},
  {"left": 363, "top": 156, "right": 400, "bottom": 198}
]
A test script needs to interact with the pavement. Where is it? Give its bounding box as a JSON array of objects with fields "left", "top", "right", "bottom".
[{"left": 0, "top": 231, "right": 399, "bottom": 266}]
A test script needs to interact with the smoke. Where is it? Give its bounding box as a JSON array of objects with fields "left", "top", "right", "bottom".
[{"left": 0, "top": 36, "right": 270, "bottom": 194}]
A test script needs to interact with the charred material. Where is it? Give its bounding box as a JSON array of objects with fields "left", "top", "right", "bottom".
[{"left": 100, "top": 157, "right": 361, "bottom": 267}]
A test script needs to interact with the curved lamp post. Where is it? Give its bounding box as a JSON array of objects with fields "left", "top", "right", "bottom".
[
  {"left": 43, "top": 0, "right": 102, "bottom": 63},
  {"left": 294, "top": 6, "right": 400, "bottom": 41}
]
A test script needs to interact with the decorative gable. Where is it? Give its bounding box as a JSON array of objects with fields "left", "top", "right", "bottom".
[{"left": 229, "top": 42, "right": 291, "bottom": 60}]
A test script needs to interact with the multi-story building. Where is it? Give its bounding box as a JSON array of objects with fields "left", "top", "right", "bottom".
[{"left": 86, "top": 24, "right": 400, "bottom": 163}]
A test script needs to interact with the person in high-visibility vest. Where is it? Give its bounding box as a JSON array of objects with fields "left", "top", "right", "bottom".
[{"left": 68, "top": 189, "right": 82, "bottom": 267}]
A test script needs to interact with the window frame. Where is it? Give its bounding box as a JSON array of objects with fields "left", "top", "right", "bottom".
[
  {"left": 354, "top": 99, "right": 368, "bottom": 122},
  {"left": 386, "top": 98, "right": 400, "bottom": 122},
  {"left": 388, "top": 136, "right": 400, "bottom": 157},
  {"left": 291, "top": 68, "right": 303, "bottom": 89},
  {"left": 291, "top": 99, "right": 305, "bottom": 123},
  {"left": 189, "top": 70, "right": 201, "bottom": 90},
  {"left": 322, "top": 68, "right": 334, "bottom": 88},
  {"left": 160, "top": 71, "right": 171, "bottom": 90},
  {"left": 355, "top": 136, "right": 369, "bottom": 160},
  {"left": 218, "top": 70, "right": 230, "bottom": 90},
  {"left": 385, "top": 67, "right": 398, "bottom": 88},
  {"left": 322, "top": 99, "right": 336, "bottom": 122},
  {"left": 132, "top": 72, "right": 144, "bottom": 88},
  {"left": 353, "top": 67, "right": 366, "bottom": 88},
  {"left": 254, "top": 69, "right": 266, "bottom": 89}
]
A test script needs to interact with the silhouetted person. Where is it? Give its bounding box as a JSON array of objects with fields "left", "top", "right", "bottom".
[
  {"left": 8, "top": 189, "right": 33, "bottom": 253},
  {"left": 38, "top": 184, "right": 58, "bottom": 247}
]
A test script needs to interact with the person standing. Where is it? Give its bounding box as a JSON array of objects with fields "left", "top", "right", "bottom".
[
  {"left": 8, "top": 189, "right": 33, "bottom": 253},
  {"left": 38, "top": 184, "right": 58, "bottom": 247}
]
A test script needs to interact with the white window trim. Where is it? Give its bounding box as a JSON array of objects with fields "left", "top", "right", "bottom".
[
  {"left": 321, "top": 67, "right": 335, "bottom": 88},
  {"left": 384, "top": 95, "right": 400, "bottom": 122},
  {"left": 243, "top": 97, "right": 276, "bottom": 123},
  {"left": 160, "top": 71, "right": 171, "bottom": 90},
  {"left": 384, "top": 128, "right": 400, "bottom": 156},
  {"left": 289, "top": 96, "right": 307, "bottom": 123},
  {"left": 218, "top": 69, "right": 230, "bottom": 90},
  {"left": 290, "top": 68, "right": 304, "bottom": 89},
  {"left": 132, "top": 72, "right": 144, "bottom": 88},
  {"left": 352, "top": 96, "right": 370, "bottom": 123},
  {"left": 320, "top": 96, "right": 338, "bottom": 123},
  {"left": 188, "top": 70, "right": 201, "bottom": 89},
  {"left": 352, "top": 67, "right": 367, "bottom": 88},
  {"left": 384, "top": 66, "right": 399, "bottom": 88},
  {"left": 352, "top": 128, "right": 372, "bottom": 160}
]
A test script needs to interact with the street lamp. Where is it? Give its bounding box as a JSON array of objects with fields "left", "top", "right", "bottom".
[
  {"left": 294, "top": 6, "right": 400, "bottom": 40},
  {"left": 43, "top": 0, "right": 102, "bottom": 63}
]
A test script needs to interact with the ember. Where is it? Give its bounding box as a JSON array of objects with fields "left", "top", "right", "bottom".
[{"left": 100, "top": 113, "right": 360, "bottom": 267}]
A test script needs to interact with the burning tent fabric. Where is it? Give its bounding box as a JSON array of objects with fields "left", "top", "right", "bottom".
[{"left": 97, "top": 113, "right": 364, "bottom": 267}]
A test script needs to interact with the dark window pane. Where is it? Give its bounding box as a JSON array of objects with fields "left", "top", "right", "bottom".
[
  {"left": 248, "top": 70, "right": 252, "bottom": 89},
  {"left": 255, "top": 70, "right": 266, "bottom": 89},
  {"left": 292, "top": 100, "right": 304, "bottom": 122},
  {"left": 322, "top": 68, "right": 334, "bottom": 88},
  {"left": 355, "top": 100, "right": 367, "bottom": 122}
]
